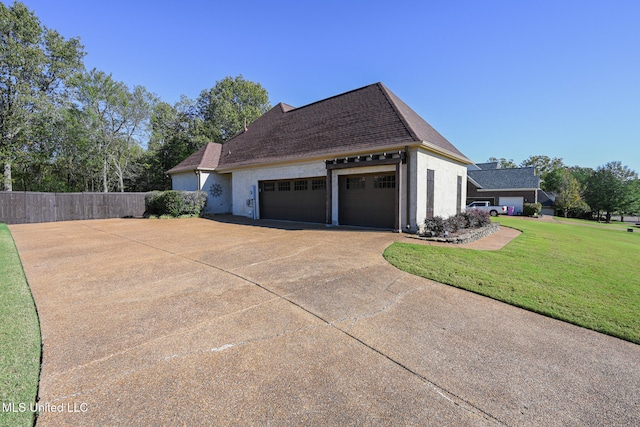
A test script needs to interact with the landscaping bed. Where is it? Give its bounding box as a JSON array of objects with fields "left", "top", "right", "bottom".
[{"left": 407, "top": 222, "right": 500, "bottom": 244}]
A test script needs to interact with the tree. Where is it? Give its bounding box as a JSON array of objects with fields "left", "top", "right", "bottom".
[
  {"left": 71, "top": 69, "right": 155, "bottom": 192},
  {"left": 129, "top": 98, "right": 203, "bottom": 191},
  {"left": 486, "top": 157, "right": 517, "bottom": 168},
  {"left": 0, "top": 1, "right": 84, "bottom": 190},
  {"left": 520, "top": 155, "right": 564, "bottom": 177},
  {"left": 196, "top": 75, "right": 271, "bottom": 143},
  {"left": 553, "top": 168, "right": 587, "bottom": 218},
  {"left": 584, "top": 161, "right": 638, "bottom": 222}
]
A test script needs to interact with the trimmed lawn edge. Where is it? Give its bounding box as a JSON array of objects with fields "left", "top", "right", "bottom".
[
  {"left": 383, "top": 217, "right": 640, "bottom": 345},
  {"left": 0, "top": 224, "right": 42, "bottom": 427}
]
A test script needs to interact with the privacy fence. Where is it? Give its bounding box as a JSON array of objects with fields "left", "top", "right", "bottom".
[{"left": 0, "top": 192, "right": 148, "bottom": 224}]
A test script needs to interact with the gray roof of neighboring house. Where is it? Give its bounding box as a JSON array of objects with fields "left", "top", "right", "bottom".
[
  {"left": 468, "top": 167, "right": 540, "bottom": 189},
  {"left": 166, "top": 143, "right": 222, "bottom": 174},
  {"left": 215, "top": 82, "right": 471, "bottom": 170},
  {"left": 473, "top": 162, "right": 499, "bottom": 170}
]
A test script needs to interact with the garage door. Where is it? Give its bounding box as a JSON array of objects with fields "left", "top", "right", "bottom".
[
  {"left": 499, "top": 196, "right": 524, "bottom": 215},
  {"left": 259, "top": 177, "right": 326, "bottom": 223},
  {"left": 339, "top": 173, "right": 395, "bottom": 229}
]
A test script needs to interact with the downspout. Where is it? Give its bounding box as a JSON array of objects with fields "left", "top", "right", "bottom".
[{"left": 195, "top": 170, "right": 201, "bottom": 190}]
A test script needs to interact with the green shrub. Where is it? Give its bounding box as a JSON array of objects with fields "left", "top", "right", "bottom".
[
  {"left": 523, "top": 202, "right": 542, "bottom": 216},
  {"left": 144, "top": 190, "right": 207, "bottom": 217},
  {"left": 144, "top": 191, "right": 163, "bottom": 216}
]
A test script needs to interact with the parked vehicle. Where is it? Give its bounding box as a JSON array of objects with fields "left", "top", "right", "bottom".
[{"left": 466, "top": 201, "right": 508, "bottom": 216}]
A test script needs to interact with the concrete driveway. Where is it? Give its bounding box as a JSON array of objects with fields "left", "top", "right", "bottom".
[{"left": 9, "top": 217, "right": 639, "bottom": 426}]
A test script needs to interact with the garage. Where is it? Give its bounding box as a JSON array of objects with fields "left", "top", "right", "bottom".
[
  {"left": 499, "top": 196, "right": 524, "bottom": 215},
  {"left": 259, "top": 177, "right": 326, "bottom": 223},
  {"left": 339, "top": 172, "right": 396, "bottom": 229}
]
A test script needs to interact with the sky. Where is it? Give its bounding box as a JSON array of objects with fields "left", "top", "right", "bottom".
[{"left": 15, "top": 0, "right": 640, "bottom": 173}]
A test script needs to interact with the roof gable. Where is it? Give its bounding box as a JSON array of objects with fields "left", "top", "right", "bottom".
[
  {"left": 468, "top": 167, "right": 540, "bottom": 189},
  {"left": 217, "top": 83, "right": 470, "bottom": 169},
  {"left": 166, "top": 142, "right": 222, "bottom": 174}
]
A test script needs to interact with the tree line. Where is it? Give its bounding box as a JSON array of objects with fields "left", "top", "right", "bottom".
[
  {"left": 487, "top": 156, "right": 640, "bottom": 221},
  {"left": 1, "top": 2, "right": 270, "bottom": 193}
]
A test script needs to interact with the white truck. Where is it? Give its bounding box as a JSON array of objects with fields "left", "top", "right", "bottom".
[{"left": 466, "top": 201, "right": 508, "bottom": 216}]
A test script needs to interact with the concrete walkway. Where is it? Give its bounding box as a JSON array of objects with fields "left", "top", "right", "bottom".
[{"left": 9, "top": 218, "right": 639, "bottom": 426}]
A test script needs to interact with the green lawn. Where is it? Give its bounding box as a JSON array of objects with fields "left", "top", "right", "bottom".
[
  {"left": 384, "top": 216, "right": 640, "bottom": 344},
  {"left": 0, "top": 224, "right": 41, "bottom": 427}
]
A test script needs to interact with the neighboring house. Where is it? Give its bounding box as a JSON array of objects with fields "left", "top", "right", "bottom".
[
  {"left": 467, "top": 162, "right": 542, "bottom": 214},
  {"left": 537, "top": 190, "right": 556, "bottom": 216},
  {"left": 167, "top": 83, "right": 472, "bottom": 231}
]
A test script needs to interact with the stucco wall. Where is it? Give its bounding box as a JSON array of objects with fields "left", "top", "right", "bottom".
[
  {"left": 414, "top": 149, "right": 467, "bottom": 227},
  {"left": 171, "top": 171, "right": 232, "bottom": 214},
  {"left": 171, "top": 172, "right": 197, "bottom": 192},
  {"left": 200, "top": 172, "right": 232, "bottom": 214}
]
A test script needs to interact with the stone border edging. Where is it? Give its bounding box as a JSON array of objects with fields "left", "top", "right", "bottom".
[{"left": 406, "top": 222, "right": 500, "bottom": 244}]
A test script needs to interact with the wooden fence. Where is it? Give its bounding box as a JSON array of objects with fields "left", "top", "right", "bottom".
[{"left": 0, "top": 192, "right": 148, "bottom": 224}]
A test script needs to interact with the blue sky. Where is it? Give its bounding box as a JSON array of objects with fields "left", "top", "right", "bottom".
[{"left": 19, "top": 0, "right": 640, "bottom": 173}]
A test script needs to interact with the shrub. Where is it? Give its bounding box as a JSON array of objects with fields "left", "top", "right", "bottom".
[
  {"left": 523, "top": 202, "right": 542, "bottom": 216},
  {"left": 447, "top": 213, "right": 467, "bottom": 233},
  {"left": 144, "top": 191, "right": 163, "bottom": 216},
  {"left": 465, "top": 208, "right": 491, "bottom": 228},
  {"left": 424, "top": 216, "right": 446, "bottom": 236},
  {"left": 422, "top": 210, "right": 490, "bottom": 237},
  {"left": 144, "top": 190, "right": 207, "bottom": 217}
]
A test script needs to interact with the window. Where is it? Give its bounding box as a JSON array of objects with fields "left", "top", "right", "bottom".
[
  {"left": 263, "top": 182, "right": 275, "bottom": 192},
  {"left": 346, "top": 176, "right": 365, "bottom": 189},
  {"left": 278, "top": 181, "right": 290, "bottom": 191},
  {"left": 312, "top": 179, "right": 326, "bottom": 190},
  {"left": 373, "top": 175, "right": 395, "bottom": 189},
  {"left": 294, "top": 180, "right": 308, "bottom": 191}
]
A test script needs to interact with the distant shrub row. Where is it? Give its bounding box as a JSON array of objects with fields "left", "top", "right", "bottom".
[
  {"left": 144, "top": 191, "right": 207, "bottom": 217},
  {"left": 421, "top": 209, "right": 491, "bottom": 237}
]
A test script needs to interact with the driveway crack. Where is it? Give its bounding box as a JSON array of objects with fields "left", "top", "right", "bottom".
[{"left": 76, "top": 223, "right": 506, "bottom": 425}]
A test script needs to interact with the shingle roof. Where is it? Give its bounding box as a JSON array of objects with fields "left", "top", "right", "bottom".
[
  {"left": 475, "top": 162, "right": 499, "bottom": 170},
  {"left": 468, "top": 167, "right": 540, "bottom": 189},
  {"left": 166, "top": 142, "right": 222, "bottom": 174},
  {"left": 216, "top": 82, "right": 471, "bottom": 170}
]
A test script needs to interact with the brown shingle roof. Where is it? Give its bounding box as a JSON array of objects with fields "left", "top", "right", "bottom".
[
  {"left": 166, "top": 142, "right": 222, "bottom": 174},
  {"left": 168, "top": 83, "right": 471, "bottom": 174},
  {"left": 217, "top": 83, "right": 470, "bottom": 170}
]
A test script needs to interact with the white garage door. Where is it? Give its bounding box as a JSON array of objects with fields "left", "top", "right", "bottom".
[{"left": 499, "top": 196, "right": 524, "bottom": 215}]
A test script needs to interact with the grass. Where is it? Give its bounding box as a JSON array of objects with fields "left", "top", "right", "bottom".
[
  {"left": 554, "top": 216, "right": 640, "bottom": 229},
  {"left": 0, "top": 224, "right": 41, "bottom": 427},
  {"left": 383, "top": 216, "right": 640, "bottom": 344}
]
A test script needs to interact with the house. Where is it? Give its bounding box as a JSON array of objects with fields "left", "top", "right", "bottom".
[
  {"left": 466, "top": 162, "right": 541, "bottom": 214},
  {"left": 168, "top": 83, "right": 472, "bottom": 231}
]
